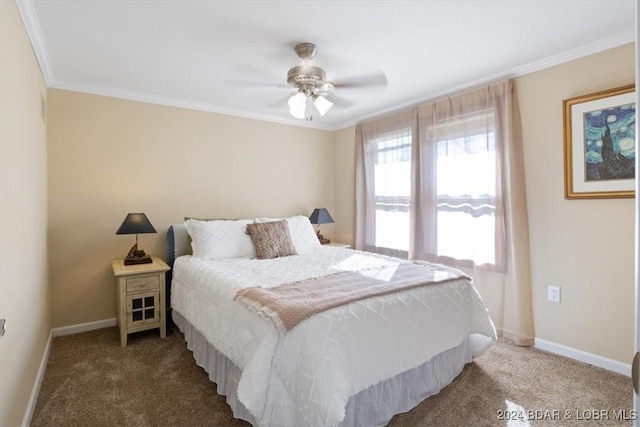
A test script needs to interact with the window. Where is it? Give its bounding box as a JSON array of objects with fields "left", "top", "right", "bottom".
[
  {"left": 434, "top": 112, "right": 497, "bottom": 266},
  {"left": 362, "top": 110, "right": 500, "bottom": 268},
  {"left": 373, "top": 131, "right": 411, "bottom": 255}
]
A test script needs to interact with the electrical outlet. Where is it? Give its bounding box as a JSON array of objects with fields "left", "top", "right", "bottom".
[{"left": 548, "top": 285, "right": 561, "bottom": 303}]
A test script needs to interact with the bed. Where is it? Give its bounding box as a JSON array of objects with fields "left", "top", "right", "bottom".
[{"left": 166, "top": 215, "right": 496, "bottom": 427}]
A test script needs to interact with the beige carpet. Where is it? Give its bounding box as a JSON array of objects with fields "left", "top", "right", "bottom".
[{"left": 31, "top": 325, "right": 633, "bottom": 426}]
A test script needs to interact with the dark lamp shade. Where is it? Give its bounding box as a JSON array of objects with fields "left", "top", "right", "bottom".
[
  {"left": 309, "top": 208, "right": 334, "bottom": 225},
  {"left": 115, "top": 213, "right": 157, "bottom": 235}
]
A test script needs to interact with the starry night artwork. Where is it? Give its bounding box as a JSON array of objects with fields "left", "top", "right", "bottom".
[{"left": 583, "top": 102, "right": 635, "bottom": 182}]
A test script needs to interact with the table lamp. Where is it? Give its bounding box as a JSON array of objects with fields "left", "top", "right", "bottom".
[
  {"left": 309, "top": 208, "right": 334, "bottom": 244},
  {"left": 116, "top": 213, "right": 157, "bottom": 265}
]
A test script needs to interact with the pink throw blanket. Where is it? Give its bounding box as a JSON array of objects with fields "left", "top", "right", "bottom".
[{"left": 235, "top": 262, "right": 468, "bottom": 332}]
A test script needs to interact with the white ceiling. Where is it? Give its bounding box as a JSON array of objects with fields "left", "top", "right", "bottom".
[{"left": 18, "top": 0, "right": 636, "bottom": 130}]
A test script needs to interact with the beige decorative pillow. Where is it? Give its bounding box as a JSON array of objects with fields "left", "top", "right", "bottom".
[{"left": 246, "top": 220, "right": 297, "bottom": 259}]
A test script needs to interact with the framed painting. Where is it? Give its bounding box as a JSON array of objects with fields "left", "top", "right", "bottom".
[{"left": 563, "top": 84, "right": 635, "bottom": 199}]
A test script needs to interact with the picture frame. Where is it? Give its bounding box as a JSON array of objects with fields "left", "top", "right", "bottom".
[{"left": 563, "top": 84, "right": 635, "bottom": 199}]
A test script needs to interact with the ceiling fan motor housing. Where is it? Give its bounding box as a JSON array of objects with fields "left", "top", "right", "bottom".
[
  {"left": 294, "top": 42, "right": 318, "bottom": 61},
  {"left": 287, "top": 65, "right": 335, "bottom": 96}
]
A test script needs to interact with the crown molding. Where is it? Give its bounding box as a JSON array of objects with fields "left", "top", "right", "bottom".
[
  {"left": 509, "top": 29, "right": 635, "bottom": 78},
  {"left": 332, "top": 30, "right": 636, "bottom": 130},
  {"left": 50, "top": 80, "right": 335, "bottom": 131},
  {"left": 16, "top": 0, "right": 53, "bottom": 85}
]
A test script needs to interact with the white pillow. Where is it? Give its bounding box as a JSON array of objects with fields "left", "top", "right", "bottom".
[
  {"left": 185, "top": 219, "right": 256, "bottom": 259},
  {"left": 254, "top": 215, "right": 320, "bottom": 254}
]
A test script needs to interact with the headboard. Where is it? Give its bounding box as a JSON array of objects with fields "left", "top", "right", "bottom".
[
  {"left": 166, "top": 223, "right": 190, "bottom": 267},
  {"left": 165, "top": 223, "right": 190, "bottom": 323}
]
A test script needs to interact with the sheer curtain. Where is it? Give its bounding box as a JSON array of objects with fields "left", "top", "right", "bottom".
[
  {"left": 355, "top": 79, "right": 534, "bottom": 346},
  {"left": 412, "top": 88, "right": 503, "bottom": 270},
  {"left": 355, "top": 110, "right": 414, "bottom": 258}
]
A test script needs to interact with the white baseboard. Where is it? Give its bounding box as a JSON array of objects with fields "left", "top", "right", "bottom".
[
  {"left": 534, "top": 338, "right": 631, "bottom": 377},
  {"left": 52, "top": 318, "right": 116, "bottom": 337},
  {"left": 23, "top": 318, "right": 118, "bottom": 425},
  {"left": 21, "top": 329, "right": 52, "bottom": 427}
]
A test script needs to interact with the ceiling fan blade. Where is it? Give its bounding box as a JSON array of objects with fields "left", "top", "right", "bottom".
[
  {"left": 224, "top": 64, "right": 287, "bottom": 90},
  {"left": 333, "top": 72, "right": 388, "bottom": 89},
  {"left": 264, "top": 94, "right": 293, "bottom": 109},
  {"left": 327, "top": 94, "right": 354, "bottom": 109},
  {"left": 224, "top": 77, "right": 284, "bottom": 90}
]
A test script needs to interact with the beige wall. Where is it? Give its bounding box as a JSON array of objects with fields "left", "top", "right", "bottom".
[
  {"left": 518, "top": 43, "right": 635, "bottom": 364},
  {"left": 334, "top": 126, "right": 356, "bottom": 244},
  {"left": 0, "top": 1, "right": 51, "bottom": 425},
  {"left": 47, "top": 89, "right": 336, "bottom": 327},
  {"left": 333, "top": 43, "right": 635, "bottom": 364}
]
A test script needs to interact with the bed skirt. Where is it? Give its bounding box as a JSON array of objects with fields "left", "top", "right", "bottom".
[{"left": 173, "top": 310, "right": 473, "bottom": 427}]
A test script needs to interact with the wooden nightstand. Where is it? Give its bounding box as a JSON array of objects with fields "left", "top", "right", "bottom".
[
  {"left": 112, "top": 257, "right": 170, "bottom": 347},
  {"left": 325, "top": 242, "right": 352, "bottom": 248}
]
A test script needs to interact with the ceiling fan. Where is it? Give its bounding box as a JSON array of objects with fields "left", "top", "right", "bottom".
[
  {"left": 225, "top": 42, "right": 387, "bottom": 121},
  {"left": 284, "top": 42, "right": 387, "bottom": 121}
]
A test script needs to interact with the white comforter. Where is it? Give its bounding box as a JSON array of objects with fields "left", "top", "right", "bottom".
[{"left": 171, "top": 246, "right": 496, "bottom": 427}]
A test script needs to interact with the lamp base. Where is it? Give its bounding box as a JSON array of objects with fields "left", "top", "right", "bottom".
[
  {"left": 124, "top": 255, "right": 152, "bottom": 265},
  {"left": 124, "top": 243, "right": 152, "bottom": 265},
  {"left": 317, "top": 231, "right": 331, "bottom": 245}
]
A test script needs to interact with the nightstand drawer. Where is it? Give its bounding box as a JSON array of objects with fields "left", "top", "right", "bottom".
[{"left": 126, "top": 275, "right": 160, "bottom": 293}]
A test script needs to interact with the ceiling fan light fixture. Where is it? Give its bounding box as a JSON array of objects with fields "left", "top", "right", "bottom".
[
  {"left": 288, "top": 91, "right": 318, "bottom": 121},
  {"left": 313, "top": 95, "right": 333, "bottom": 117},
  {"left": 288, "top": 92, "right": 306, "bottom": 110},
  {"left": 288, "top": 92, "right": 307, "bottom": 119}
]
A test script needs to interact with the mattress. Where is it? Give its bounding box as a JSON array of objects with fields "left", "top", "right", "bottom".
[{"left": 171, "top": 245, "right": 496, "bottom": 427}]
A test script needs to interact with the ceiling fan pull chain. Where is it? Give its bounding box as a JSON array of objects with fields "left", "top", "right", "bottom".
[{"left": 305, "top": 96, "right": 314, "bottom": 121}]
